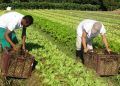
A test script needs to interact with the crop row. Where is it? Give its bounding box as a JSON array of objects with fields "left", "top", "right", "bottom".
[
  {"left": 18, "top": 10, "right": 120, "bottom": 52},
  {"left": 16, "top": 10, "right": 120, "bottom": 85},
  {"left": 16, "top": 27, "right": 108, "bottom": 86}
]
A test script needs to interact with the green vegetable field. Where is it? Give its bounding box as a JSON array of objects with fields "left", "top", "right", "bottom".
[{"left": 0, "top": 9, "right": 120, "bottom": 86}]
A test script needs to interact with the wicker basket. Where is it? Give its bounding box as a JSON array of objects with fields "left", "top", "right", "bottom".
[
  {"left": 84, "top": 50, "right": 120, "bottom": 76},
  {"left": 1, "top": 48, "right": 34, "bottom": 78},
  {"left": 118, "top": 57, "right": 120, "bottom": 73}
]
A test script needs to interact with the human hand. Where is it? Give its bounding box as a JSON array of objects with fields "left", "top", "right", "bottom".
[
  {"left": 106, "top": 48, "right": 112, "bottom": 54},
  {"left": 84, "top": 48, "right": 88, "bottom": 53},
  {"left": 13, "top": 45, "right": 21, "bottom": 51},
  {"left": 22, "top": 45, "right": 28, "bottom": 52}
]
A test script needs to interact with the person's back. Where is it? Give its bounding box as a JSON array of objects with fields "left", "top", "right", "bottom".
[
  {"left": 77, "top": 19, "right": 97, "bottom": 36},
  {"left": 77, "top": 19, "right": 97, "bottom": 34},
  {"left": 0, "top": 12, "right": 24, "bottom": 30},
  {"left": 80, "top": 19, "right": 96, "bottom": 24}
]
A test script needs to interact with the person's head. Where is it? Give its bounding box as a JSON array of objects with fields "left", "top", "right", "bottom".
[
  {"left": 91, "top": 22, "right": 102, "bottom": 34},
  {"left": 21, "top": 15, "right": 33, "bottom": 27}
]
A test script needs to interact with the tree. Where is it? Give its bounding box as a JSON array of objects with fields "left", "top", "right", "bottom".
[
  {"left": 99, "top": 0, "right": 119, "bottom": 11},
  {"left": 3, "top": 0, "right": 11, "bottom": 3},
  {"left": 11, "top": 0, "right": 20, "bottom": 3},
  {"left": 20, "top": 0, "right": 29, "bottom": 2},
  {"left": 0, "top": 0, "right": 4, "bottom": 3}
]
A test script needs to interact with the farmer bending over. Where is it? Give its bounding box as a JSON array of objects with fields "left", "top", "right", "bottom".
[
  {"left": 76, "top": 19, "right": 111, "bottom": 59},
  {"left": 0, "top": 12, "right": 33, "bottom": 51}
]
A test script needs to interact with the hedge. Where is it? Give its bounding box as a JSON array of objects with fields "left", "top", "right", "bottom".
[{"left": 0, "top": 2, "right": 100, "bottom": 11}]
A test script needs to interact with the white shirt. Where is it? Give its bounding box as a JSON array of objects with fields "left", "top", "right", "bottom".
[
  {"left": 77, "top": 19, "right": 106, "bottom": 38},
  {"left": 0, "top": 12, "right": 24, "bottom": 31}
]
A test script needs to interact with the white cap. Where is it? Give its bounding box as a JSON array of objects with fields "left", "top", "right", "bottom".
[{"left": 6, "top": 6, "right": 11, "bottom": 11}]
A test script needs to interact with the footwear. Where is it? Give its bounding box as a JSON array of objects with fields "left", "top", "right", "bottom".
[
  {"left": 76, "top": 50, "right": 84, "bottom": 63},
  {"left": 76, "top": 50, "right": 80, "bottom": 57},
  {"left": 0, "top": 44, "right": 2, "bottom": 53}
]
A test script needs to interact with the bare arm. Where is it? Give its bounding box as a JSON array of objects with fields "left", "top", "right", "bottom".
[
  {"left": 82, "top": 31, "right": 87, "bottom": 52},
  {"left": 82, "top": 31, "right": 88, "bottom": 53},
  {"left": 101, "top": 34, "right": 109, "bottom": 49},
  {"left": 5, "top": 29, "right": 16, "bottom": 48},
  {"left": 101, "top": 34, "right": 111, "bottom": 52},
  {"left": 21, "top": 27, "right": 26, "bottom": 50}
]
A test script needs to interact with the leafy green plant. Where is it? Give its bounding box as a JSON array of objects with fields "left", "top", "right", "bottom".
[
  {"left": 16, "top": 27, "right": 108, "bottom": 86},
  {"left": 16, "top": 9, "right": 120, "bottom": 85}
]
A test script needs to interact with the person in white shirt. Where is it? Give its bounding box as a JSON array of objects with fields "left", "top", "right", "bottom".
[
  {"left": 0, "top": 12, "right": 33, "bottom": 51},
  {"left": 76, "top": 19, "right": 111, "bottom": 59}
]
